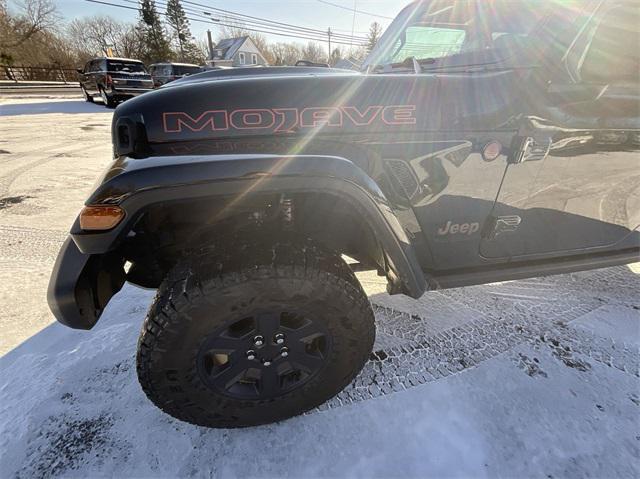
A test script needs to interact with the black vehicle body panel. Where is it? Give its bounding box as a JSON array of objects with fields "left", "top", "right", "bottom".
[
  {"left": 165, "top": 66, "right": 354, "bottom": 87},
  {"left": 50, "top": 0, "right": 640, "bottom": 329},
  {"left": 48, "top": 238, "right": 125, "bottom": 330}
]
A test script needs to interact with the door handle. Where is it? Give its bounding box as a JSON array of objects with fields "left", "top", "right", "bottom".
[{"left": 510, "top": 137, "right": 552, "bottom": 164}]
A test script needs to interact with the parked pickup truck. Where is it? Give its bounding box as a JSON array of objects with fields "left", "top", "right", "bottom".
[
  {"left": 51, "top": 0, "right": 639, "bottom": 428},
  {"left": 77, "top": 57, "right": 154, "bottom": 108}
]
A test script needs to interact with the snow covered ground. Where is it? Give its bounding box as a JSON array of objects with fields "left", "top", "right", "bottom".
[{"left": 0, "top": 98, "right": 639, "bottom": 478}]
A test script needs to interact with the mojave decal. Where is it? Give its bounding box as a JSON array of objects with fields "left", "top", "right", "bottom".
[{"left": 162, "top": 105, "right": 417, "bottom": 134}]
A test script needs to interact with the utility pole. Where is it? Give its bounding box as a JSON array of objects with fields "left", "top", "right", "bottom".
[
  {"left": 207, "top": 30, "right": 215, "bottom": 62},
  {"left": 327, "top": 28, "right": 332, "bottom": 64},
  {"left": 350, "top": 0, "right": 357, "bottom": 50}
]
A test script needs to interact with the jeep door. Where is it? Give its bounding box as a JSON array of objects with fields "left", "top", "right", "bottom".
[
  {"left": 366, "top": 0, "right": 555, "bottom": 272},
  {"left": 480, "top": 0, "right": 640, "bottom": 261}
]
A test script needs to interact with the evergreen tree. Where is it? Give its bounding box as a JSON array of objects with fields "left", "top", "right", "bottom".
[
  {"left": 138, "top": 0, "right": 172, "bottom": 63},
  {"left": 367, "top": 22, "right": 383, "bottom": 52},
  {"left": 329, "top": 47, "right": 342, "bottom": 67},
  {"left": 165, "top": 0, "right": 199, "bottom": 62}
]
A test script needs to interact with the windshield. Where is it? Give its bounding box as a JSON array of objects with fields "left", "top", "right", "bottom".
[
  {"left": 364, "top": 0, "right": 599, "bottom": 70},
  {"left": 173, "top": 65, "right": 202, "bottom": 76},
  {"left": 107, "top": 61, "right": 148, "bottom": 74}
]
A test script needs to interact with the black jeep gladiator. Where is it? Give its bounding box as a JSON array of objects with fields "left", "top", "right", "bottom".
[{"left": 49, "top": 0, "right": 639, "bottom": 428}]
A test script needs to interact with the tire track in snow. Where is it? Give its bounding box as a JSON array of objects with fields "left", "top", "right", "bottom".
[
  {"left": 0, "top": 143, "right": 101, "bottom": 198},
  {"left": 0, "top": 225, "right": 66, "bottom": 262},
  {"left": 322, "top": 266, "right": 639, "bottom": 409}
]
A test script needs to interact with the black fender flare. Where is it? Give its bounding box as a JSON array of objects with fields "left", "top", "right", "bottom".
[{"left": 72, "top": 154, "right": 428, "bottom": 298}]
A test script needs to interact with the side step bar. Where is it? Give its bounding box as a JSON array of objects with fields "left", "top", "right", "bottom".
[{"left": 431, "top": 248, "right": 640, "bottom": 290}]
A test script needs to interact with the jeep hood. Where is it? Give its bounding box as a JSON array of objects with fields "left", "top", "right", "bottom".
[
  {"left": 165, "top": 66, "right": 357, "bottom": 88},
  {"left": 112, "top": 69, "right": 521, "bottom": 155}
]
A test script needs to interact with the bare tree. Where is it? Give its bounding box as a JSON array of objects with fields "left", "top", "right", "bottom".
[
  {"left": 268, "top": 42, "right": 303, "bottom": 66},
  {"left": 216, "top": 24, "right": 248, "bottom": 41},
  {"left": 0, "top": 0, "right": 58, "bottom": 50},
  {"left": 350, "top": 45, "right": 369, "bottom": 62},
  {"left": 1, "top": 4, "right": 145, "bottom": 67},
  {"left": 301, "top": 41, "right": 326, "bottom": 63},
  {"left": 67, "top": 15, "right": 140, "bottom": 59},
  {"left": 119, "top": 24, "right": 145, "bottom": 59}
]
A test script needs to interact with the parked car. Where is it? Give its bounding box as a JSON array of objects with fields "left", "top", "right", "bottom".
[
  {"left": 51, "top": 0, "right": 639, "bottom": 428},
  {"left": 77, "top": 57, "right": 154, "bottom": 107},
  {"left": 148, "top": 62, "right": 203, "bottom": 87},
  {"left": 295, "top": 60, "right": 330, "bottom": 68}
]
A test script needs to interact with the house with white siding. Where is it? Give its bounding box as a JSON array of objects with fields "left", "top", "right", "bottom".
[{"left": 206, "top": 37, "right": 268, "bottom": 68}]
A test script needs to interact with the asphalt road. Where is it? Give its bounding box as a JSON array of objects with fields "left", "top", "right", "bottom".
[{"left": 0, "top": 83, "right": 81, "bottom": 96}]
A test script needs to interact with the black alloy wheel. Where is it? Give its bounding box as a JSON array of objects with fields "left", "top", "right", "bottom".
[{"left": 197, "top": 311, "right": 331, "bottom": 400}]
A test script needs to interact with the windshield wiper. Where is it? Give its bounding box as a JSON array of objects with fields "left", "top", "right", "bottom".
[{"left": 368, "top": 56, "right": 439, "bottom": 74}]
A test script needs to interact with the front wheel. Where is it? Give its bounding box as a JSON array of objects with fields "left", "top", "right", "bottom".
[{"left": 136, "top": 238, "right": 375, "bottom": 428}]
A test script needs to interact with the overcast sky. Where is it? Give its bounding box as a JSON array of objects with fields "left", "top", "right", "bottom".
[{"left": 53, "top": 0, "right": 411, "bottom": 49}]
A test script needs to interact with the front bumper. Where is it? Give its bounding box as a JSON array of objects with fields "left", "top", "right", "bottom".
[
  {"left": 111, "top": 86, "right": 153, "bottom": 97},
  {"left": 47, "top": 236, "right": 125, "bottom": 330}
]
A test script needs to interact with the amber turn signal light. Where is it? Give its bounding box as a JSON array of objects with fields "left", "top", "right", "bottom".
[{"left": 79, "top": 205, "right": 125, "bottom": 231}]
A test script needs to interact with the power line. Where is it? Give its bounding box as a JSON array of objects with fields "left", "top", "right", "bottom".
[
  {"left": 123, "top": 0, "right": 364, "bottom": 42},
  {"left": 350, "top": 0, "right": 356, "bottom": 48},
  {"left": 316, "top": 0, "right": 393, "bottom": 20},
  {"left": 85, "top": 0, "right": 369, "bottom": 46},
  {"left": 112, "top": 0, "right": 369, "bottom": 45},
  {"left": 180, "top": 0, "right": 368, "bottom": 42},
  {"left": 182, "top": 0, "right": 368, "bottom": 41},
  {"left": 331, "top": 28, "right": 370, "bottom": 35}
]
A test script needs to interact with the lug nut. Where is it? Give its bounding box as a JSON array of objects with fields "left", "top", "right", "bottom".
[
  {"left": 246, "top": 350, "right": 256, "bottom": 360},
  {"left": 280, "top": 347, "right": 289, "bottom": 358},
  {"left": 274, "top": 333, "right": 286, "bottom": 345},
  {"left": 253, "top": 335, "right": 264, "bottom": 346},
  {"left": 263, "top": 360, "right": 272, "bottom": 367}
]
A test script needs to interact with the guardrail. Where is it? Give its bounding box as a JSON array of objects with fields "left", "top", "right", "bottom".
[{"left": 0, "top": 65, "right": 79, "bottom": 83}]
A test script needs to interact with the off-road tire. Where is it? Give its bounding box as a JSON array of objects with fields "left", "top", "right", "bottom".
[
  {"left": 136, "top": 237, "right": 375, "bottom": 428},
  {"left": 81, "top": 86, "right": 94, "bottom": 103}
]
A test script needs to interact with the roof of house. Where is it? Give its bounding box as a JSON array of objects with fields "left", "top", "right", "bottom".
[{"left": 212, "top": 36, "right": 250, "bottom": 60}]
